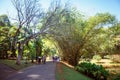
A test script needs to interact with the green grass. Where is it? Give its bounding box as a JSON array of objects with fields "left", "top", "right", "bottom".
[
  {"left": 56, "top": 63, "right": 93, "bottom": 80},
  {"left": 0, "top": 59, "right": 35, "bottom": 70}
]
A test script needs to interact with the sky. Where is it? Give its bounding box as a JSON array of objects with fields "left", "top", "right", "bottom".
[{"left": 0, "top": 0, "right": 120, "bottom": 22}]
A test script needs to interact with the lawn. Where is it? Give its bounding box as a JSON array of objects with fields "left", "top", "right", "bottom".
[
  {"left": 0, "top": 59, "right": 35, "bottom": 70},
  {"left": 56, "top": 62, "right": 93, "bottom": 80}
]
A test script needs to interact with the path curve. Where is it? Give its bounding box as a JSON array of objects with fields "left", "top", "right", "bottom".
[
  {"left": 5, "top": 62, "right": 56, "bottom": 80},
  {"left": 0, "top": 64, "right": 16, "bottom": 80}
]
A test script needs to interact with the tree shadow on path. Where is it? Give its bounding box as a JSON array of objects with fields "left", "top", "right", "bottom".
[{"left": 5, "top": 61, "right": 56, "bottom": 80}]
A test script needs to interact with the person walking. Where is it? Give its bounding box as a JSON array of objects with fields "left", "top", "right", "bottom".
[
  {"left": 42, "top": 55, "right": 46, "bottom": 64},
  {"left": 38, "top": 56, "right": 42, "bottom": 64}
]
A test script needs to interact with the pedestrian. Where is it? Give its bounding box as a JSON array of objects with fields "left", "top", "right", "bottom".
[
  {"left": 42, "top": 55, "right": 46, "bottom": 64},
  {"left": 52, "top": 56, "right": 55, "bottom": 63},
  {"left": 36, "top": 56, "right": 38, "bottom": 63},
  {"left": 38, "top": 56, "right": 41, "bottom": 64},
  {"left": 57, "top": 56, "right": 60, "bottom": 62}
]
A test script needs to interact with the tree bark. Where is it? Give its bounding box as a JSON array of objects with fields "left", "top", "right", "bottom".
[
  {"left": 16, "top": 42, "right": 23, "bottom": 65},
  {"left": 16, "top": 53, "right": 21, "bottom": 65}
]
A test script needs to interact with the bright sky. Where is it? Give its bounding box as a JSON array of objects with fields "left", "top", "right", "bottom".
[{"left": 0, "top": 0, "right": 120, "bottom": 21}]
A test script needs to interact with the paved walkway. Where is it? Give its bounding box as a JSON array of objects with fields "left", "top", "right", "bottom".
[
  {"left": 5, "top": 62, "right": 56, "bottom": 80},
  {"left": 0, "top": 64, "right": 16, "bottom": 80}
]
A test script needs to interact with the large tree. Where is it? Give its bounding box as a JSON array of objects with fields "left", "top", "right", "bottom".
[
  {"left": 51, "top": 11, "right": 116, "bottom": 66},
  {"left": 12, "top": 0, "right": 69, "bottom": 64}
]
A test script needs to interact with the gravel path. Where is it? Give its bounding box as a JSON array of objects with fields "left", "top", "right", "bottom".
[{"left": 5, "top": 62, "right": 56, "bottom": 80}]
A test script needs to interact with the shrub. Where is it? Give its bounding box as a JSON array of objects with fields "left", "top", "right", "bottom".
[
  {"left": 93, "top": 55, "right": 102, "bottom": 61},
  {"left": 112, "top": 74, "right": 120, "bottom": 80},
  {"left": 75, "top": 62, "right": 109, "bottom": 80}
]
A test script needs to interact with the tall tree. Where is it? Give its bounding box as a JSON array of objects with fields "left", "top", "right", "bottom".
[
  {"left": 52, "top": 12, "right": 116, "bottom": 66},
  {"left": 12, "top": 0, "right": 69, "bottom": 64}
]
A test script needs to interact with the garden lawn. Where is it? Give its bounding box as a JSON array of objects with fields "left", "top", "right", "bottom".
[
  {"left": 0, "top": 59, "right": 35, "bottom": 70},
  {"left": 56, "top": 62, "right": 93, "bottom": 80}
]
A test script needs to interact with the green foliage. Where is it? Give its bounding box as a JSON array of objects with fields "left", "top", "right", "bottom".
[
  {"left": 22, "top": 38, "right": 43, "bottom": 61},
  {"left": 112, "top": 74, "right": 120, "bottom": 80},
  {"left": 93, "top": 55, "right": 102, "bottom": 61},
  {"left": 0, "top": 15, "right": 13, "bottom": 59},
  {"left": 42, "top": 38, "right": 58, "bottom": 56},
  {"left": 75, "top": 62, "right": 109, "bottom": 80},
  {"left": 7, "top": 51, "right": 12, "bottom": 56},
  {"left": 0, "top": 0, "right": 119, "bottom": 67},
  {"left": 53, "top": 11, "right": 117, "bottom": 66},
  {"left": 0, "top": 26, "right": 11, "bottom": 59},
  {"left": 0, "top": 14, "right": 11, "bottom": 27},
  {"left": 50, "top": 48, "right": 56, "bottom": 56},
  {"left": 27, "top": 41, "right": 36, "bottom": 59},
  {"left": 8, "top": 26, "right": 17, "bottom": 37}
]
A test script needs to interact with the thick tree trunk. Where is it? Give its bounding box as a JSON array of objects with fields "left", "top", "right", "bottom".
[
  {"left": 68, "top": 49, "right": 80, "bottom": 66},
  {"left": 68, "top": 56, "right": 78, "bottom": 66},
  {"left": 16, "top": 53, "right": 21, "bottom": 65},
  {"left": 16, "top": 42, "right": 23, "bottom": 65}
]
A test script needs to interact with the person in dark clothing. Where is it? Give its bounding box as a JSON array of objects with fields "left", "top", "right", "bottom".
[{"left": 38, "top": 56, "right": 41, "bottom": 64}]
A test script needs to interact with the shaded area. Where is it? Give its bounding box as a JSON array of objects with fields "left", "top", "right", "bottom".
[
  {"left": 5, "top": 62, "right": 56, "bottom": 80},
  {"left": 0, "top": 60, "right": 35, "bottom": 70},
  {"left": 0, "top": 64, "right": 16, "bottom": 80}
]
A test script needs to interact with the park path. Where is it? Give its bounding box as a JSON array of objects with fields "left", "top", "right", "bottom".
[
  {"left": 0, "top": 64, "right": 16, "bottom": 80},
  {"left": 5, "top": 62, "right": 56, "bottom": 80}
]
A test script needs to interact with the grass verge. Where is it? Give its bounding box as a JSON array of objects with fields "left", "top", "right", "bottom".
[
  {"left": 56, "top": 62, "right": 93, "bottom": 80},
  {"left": 0, "top": 59, "right": 35, "bottom": 70}
]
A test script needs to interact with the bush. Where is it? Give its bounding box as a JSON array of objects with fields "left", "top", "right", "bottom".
[
  {"left": 75, "top": 62, "right": 109, "bottom": 80},
  {"left": 112, "top": 74, "right": 120, "bottom": 80},
  {"left": 93, "top": 55, "right": 102, "bottom": 61}
]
